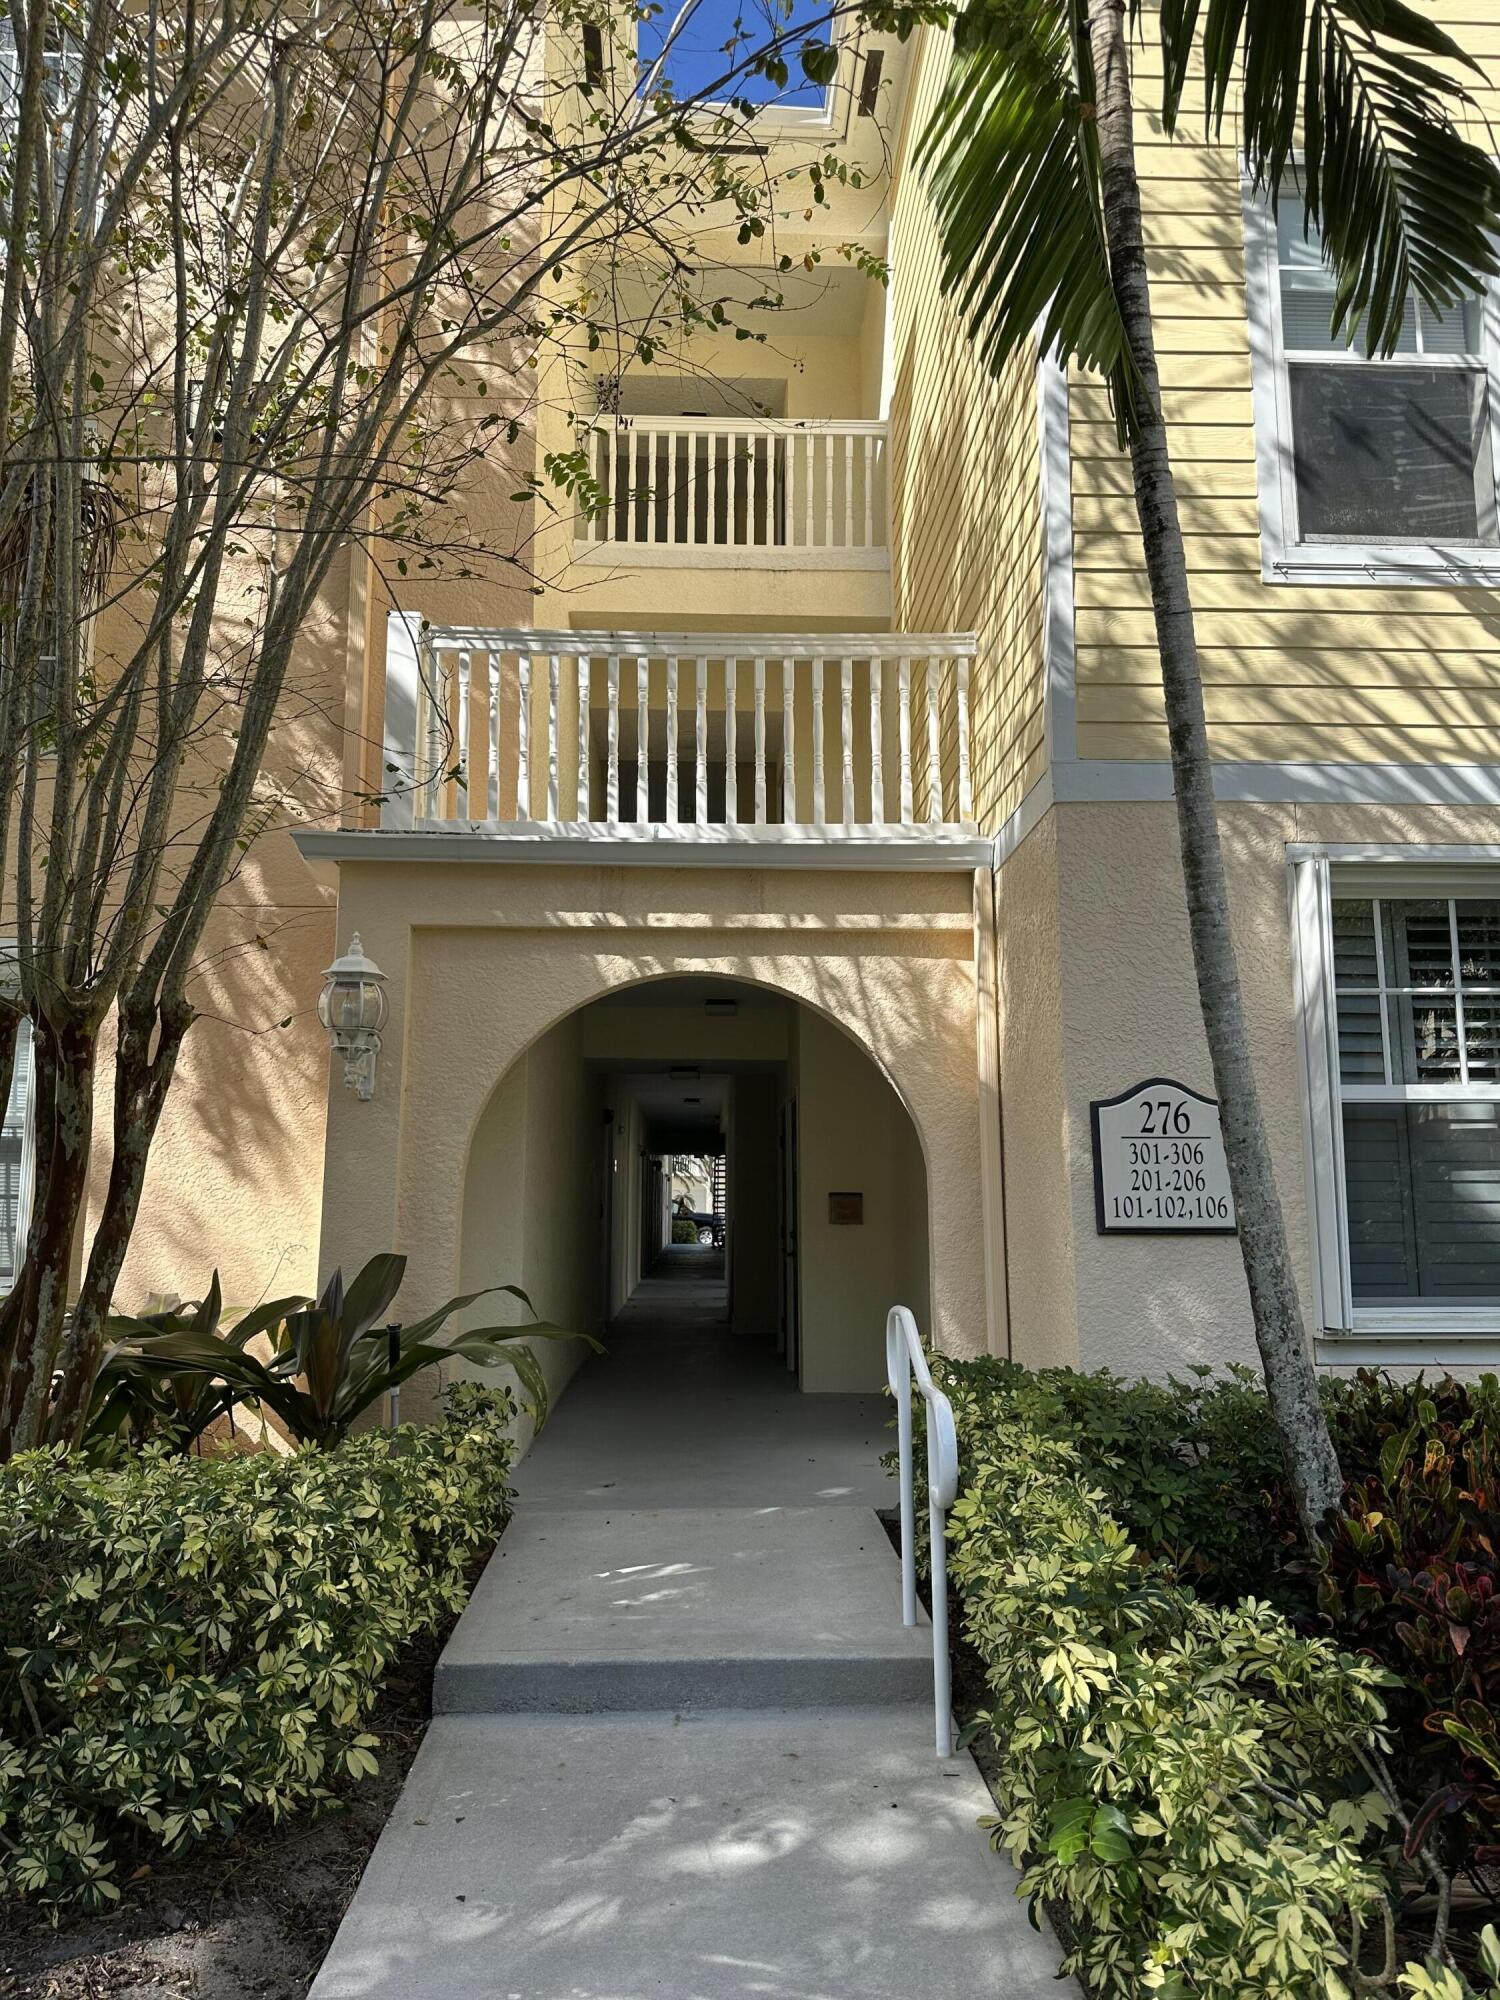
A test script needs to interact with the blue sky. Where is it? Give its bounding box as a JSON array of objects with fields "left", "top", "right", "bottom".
[{"left": 638, "top": 0, "right": 834, "bottom": 106}]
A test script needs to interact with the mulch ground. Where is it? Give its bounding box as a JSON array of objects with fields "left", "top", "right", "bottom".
[{"left": 2, "top": 1609, "right": 453, "bottom": 1999}]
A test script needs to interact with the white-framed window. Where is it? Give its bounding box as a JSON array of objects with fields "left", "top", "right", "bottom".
[
  {"left": 1292, "top": 855, "right": 1500, "bottom": 1344},
  {"left": 1243, "top": 180, "right": 1500, "bottom": 587},
  {"left": 0, "top": 1016, "right": 35, "bottom": 1292}
]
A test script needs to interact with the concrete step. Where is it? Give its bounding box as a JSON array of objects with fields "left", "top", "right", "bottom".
[
  {"left": 308, "top": 1708, "right": 1065, "bottom": 2000},
  {"left": 435, "top": 1506, "right": 935, "bottom": 1713}
]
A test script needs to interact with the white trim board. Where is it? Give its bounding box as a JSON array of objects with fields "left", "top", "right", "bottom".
[
  {"left": 571, "top": 543, "right": 892, "bottom": 574},
  {"left": 1317, "top": 1335, "right": 1500, "bottom": 1372},
  {"left": 993, "top": 769, "right": 1054, "bottom": 867},
  {"left": 1036, "top": 344, "right": 1078, "bottom": 766},
  {"left": 294, "top": 827, "right": 993, "bottom": 872},
  {"left": 988, "top": 761, "right": 1500, "bottom": 878},
  {"left": 1050, "top": 759, "right": 1500, "bottom": 807}
]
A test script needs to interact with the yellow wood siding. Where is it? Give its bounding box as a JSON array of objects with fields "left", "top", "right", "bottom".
[
  {"left": 1073, "top": 7, "right": 1500, "bottom": 767},
  {"left": 886, "top": 27, "right": 1046, "bottom": 829}
]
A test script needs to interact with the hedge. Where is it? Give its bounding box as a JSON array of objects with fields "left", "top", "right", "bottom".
[
  {"left": 930, "top": 1360, "right": 1396, "bottom": 1998},
  {"left": 0, "top": 1381, "right": 517, "bottom": 1909}
]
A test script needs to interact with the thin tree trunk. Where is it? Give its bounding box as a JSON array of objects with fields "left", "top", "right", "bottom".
[
  {"left": 0, "top": 1011, "right": 96, "bottom": 1455},
  {"left": 1084, "top": 0, "right": 1342, "bottom": 1541},
  {"left": 46, "top": 998, "right": 190, "bottom": 1445}
]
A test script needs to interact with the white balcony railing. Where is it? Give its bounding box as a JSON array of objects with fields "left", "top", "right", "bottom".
[
  {"left": 387, "top": 624, "right": 975, "bottom": 834},
  {"left": 581, "top": 418, "right": 886, "bottom": 558}
]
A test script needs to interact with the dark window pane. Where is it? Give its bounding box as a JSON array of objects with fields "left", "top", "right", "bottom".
[
  {"left": 1464, "top": 1002, "right": 1500, "bottom": 1082},
  {"left": 1345, "top": 1101, "right": 1500, "bottom": 1304},
  {"left": 1388, "top": 994, "right": 1461, "bottom": 1082},
  {"left": 1332, "top": 897, "right": 1377, "bottom": 986},
  {"left": 1335, "top": 989, "right": 1386, "bottom": 1082},
  {"left": 1384, "top": 899, "right": 1453, "bottom": 988},
  {"left": 1289, "top": 364, "right": 1495, "bottom": 542},
  {"left": 1456, "top": 900, "right": 1500, "bottom": 986}
]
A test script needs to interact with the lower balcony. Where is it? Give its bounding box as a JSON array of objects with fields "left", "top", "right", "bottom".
[{"left": 377, "top": 622, "right": 979, "bottom": 857}]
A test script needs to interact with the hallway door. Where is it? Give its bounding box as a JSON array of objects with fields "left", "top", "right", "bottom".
[
  {"left": 779, "top": 1098, "right": 800, "bottom": 1376},
  {"left": 599, "top": 1108, "right": 616, "bottom": 1325}
]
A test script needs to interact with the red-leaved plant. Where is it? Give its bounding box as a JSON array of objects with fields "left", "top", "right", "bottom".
[{"left": 1319, "top": 1371, "right": 1500, "bottom": 1868}]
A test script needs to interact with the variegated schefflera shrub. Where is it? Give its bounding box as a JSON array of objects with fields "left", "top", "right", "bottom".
[
  {"left": 0, "top": 1382, "right": 516, "bottom": 1909},
  {"left": 935, "top": 1366, "right": 1396, "bottom": 1998}
]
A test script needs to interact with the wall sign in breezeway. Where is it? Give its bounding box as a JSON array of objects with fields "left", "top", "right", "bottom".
[{"left": 1090, "top": 1079, "right": 1238, "bottom": 1236}]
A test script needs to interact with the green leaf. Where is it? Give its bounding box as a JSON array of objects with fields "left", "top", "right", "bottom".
[
  {"left": 339, "top": 1254, "right": 408, "bottom": 1341},
  {"left": 799, "top": 40, "right": 839, "bottom": 86},
  {"left": 1088, "top": 1801, "right": 1134, "bottom": 1863},
  {"left": 1380, "top": 1421, "right": 1418, "bottom": 1490},
  {"left": 1045, "top": 1795, "right": 1093, "bottom": 1864}
]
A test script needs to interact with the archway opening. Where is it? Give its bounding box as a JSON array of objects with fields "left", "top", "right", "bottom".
[{"left": 457, "top": 973, "right": 931, "bottom": 1434}]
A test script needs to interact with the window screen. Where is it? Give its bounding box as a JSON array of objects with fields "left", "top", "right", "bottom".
[
  {"left": 1276, "top": 200, "right": 1497, "bottom": 545},
  {"left": 1289, "top": 365, "right": 1494, "bottom": 541},
  {"left": 1333, "top": 897, "right": 1500, "bottom": 1306}
]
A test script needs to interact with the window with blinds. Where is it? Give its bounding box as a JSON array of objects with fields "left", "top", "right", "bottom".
[
  {"left": 1275, "top": 200, "right": 1498, "bottom": 545},
  {"left": 1333, "top": 898, "right": 1500, "bottom": 1305},
  {"left": 0, "top": 1020, "right": 33, "bottom": 1291}
]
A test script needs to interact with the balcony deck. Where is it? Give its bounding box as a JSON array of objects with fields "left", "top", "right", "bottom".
[{"left": 373, "top": 622, "right": 980, "bottom": 865}]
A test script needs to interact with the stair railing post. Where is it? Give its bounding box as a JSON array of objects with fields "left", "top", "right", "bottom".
[
  {"left": 887, "top": 1309, "right": 917, "bottom": 1628},
  {"left": 887, "top": 1303, "right": 959, "bottom": 1756}
]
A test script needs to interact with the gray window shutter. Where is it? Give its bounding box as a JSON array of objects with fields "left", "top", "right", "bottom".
[{"left": 1344, "top": 1100, "right": 1500, "bottom": 1304}]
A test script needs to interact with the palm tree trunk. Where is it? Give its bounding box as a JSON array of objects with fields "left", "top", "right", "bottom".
[{"left": 1084, "top": 0, "right": 1342, "bottom": 1541}]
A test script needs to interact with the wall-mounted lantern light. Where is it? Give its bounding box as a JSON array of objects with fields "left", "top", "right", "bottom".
[{"left": 319, "top": 934, "right": 388, "bottom": 1101}]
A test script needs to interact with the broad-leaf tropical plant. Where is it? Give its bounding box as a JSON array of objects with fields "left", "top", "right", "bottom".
[
  {"left": 917, "top": 0, "right": 1500, "bottom": 1541},
  {"left": 86, "top": 1274, "right": 309, "bottom": 1452},
  {"left": 95, "top": 1253, "right": 588, "bottom": 1450}
]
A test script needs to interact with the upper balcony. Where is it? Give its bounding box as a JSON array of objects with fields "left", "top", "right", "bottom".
[
  {"left": 374, "top": 621, "right": 980, "bottom": 864},
  {"left": 578, "top": 416, "right": 888, "bottom": 573}
]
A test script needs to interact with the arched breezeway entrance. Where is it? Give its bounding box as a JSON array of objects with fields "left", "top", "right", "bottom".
[
  {"left": 313, "top": 856, "right": 998, "bottom": 1446},
  {"left": 458, "top": 973, "right": 930, "bottom": 1394},
  {"left": 450, "top": 972, "right": 933, "bottom": 1504}
]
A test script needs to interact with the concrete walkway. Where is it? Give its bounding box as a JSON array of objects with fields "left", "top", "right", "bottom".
[{"left": 310, "top": 1262, "right": 1063, "bottom": 1999}]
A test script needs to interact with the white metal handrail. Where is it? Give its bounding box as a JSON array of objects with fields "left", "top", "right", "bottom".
[{"left": 886, "top": 1303, "right": 959, "bottom": 1757}]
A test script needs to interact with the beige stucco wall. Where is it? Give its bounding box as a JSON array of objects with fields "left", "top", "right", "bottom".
[
  {"left": 998, "top": 798, "right": 1500, "bottom": 1380},
  {"left": 315, "top": 856, "right": 990, "bottom": 1397},
  {"left": 994, "top": 810, "right": 1076, "bottom": 1368},
  {"left": 84, "top": 556, "right": 347, "bottom": 1313},
  {"left": 456, "top": 1007, "right": 596, "bottom": 1449},
  {"left": 795, "top": 1007, "right": 931, "bottom": 1390}
]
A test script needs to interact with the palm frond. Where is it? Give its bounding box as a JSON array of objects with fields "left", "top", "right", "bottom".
[
  {"left": 917, "top": 0, "right": 1138, "bottom": 436},
  {"left": 1177, "top": 0, "right": 1500, "bottom": 354}
]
